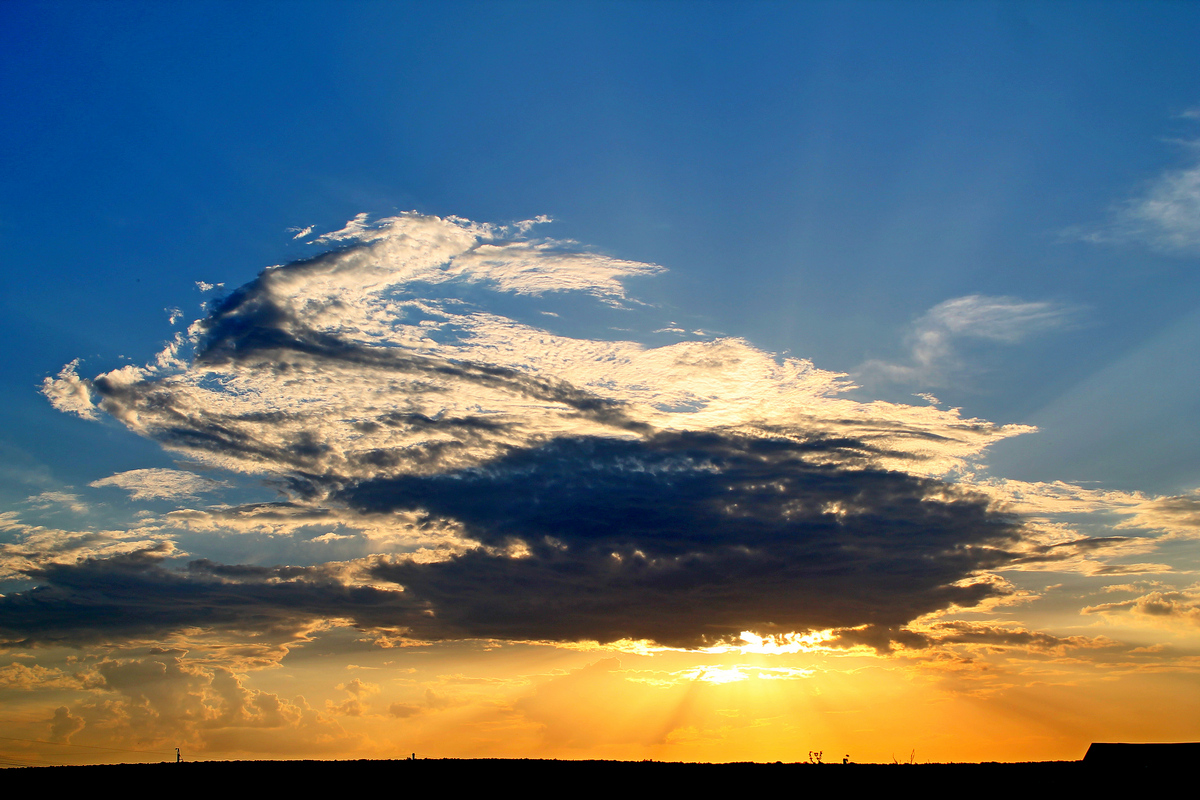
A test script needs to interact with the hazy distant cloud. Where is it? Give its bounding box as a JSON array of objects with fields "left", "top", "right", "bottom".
[
  {"left": 859, "top": 295, "right": 1077, "bottom": 387},
  {"left": 44, "top": 649, "right": 357, "bottom": 754},
  {"left": 916, "top": 621, "right": 1109, "bottom": 652},
  {"left": 89, "top": 468, "right": 227, "bottom": 501},
  {"left": 327, "top": 678, "right": 380, "bottom": 716},
  {"left": 387, "top": 702, "right": 421, "bottom": 718},
  {"left": 514, "top": 658, "right": 667, "bottom": 748},
  {"left": 1083, "top": 587, "right": 1200, "bottom": 626},
  {"left": 49, "top": 705, "right": 84, "bottom": 743}
]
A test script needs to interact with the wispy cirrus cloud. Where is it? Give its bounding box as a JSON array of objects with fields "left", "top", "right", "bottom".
[
  {"left": 858, "top": 294, "right": 1078, "bottom": 388},
  {"left": 89, "top": 468, "right": 227, "bottom": 501},
  {"left": 1074, "top": 115, "right": 1200, "bottom": 255},
  {"left": 23, "top": 491, "right": 88, "bottom": 514},
  {"left": 1117, "top": 155, "right": 1200, "bottom": 254}
]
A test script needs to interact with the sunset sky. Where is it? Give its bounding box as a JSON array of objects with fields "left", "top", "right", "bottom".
[{"left": 3, "top": 1, "right": 1200, "bottom": 766}]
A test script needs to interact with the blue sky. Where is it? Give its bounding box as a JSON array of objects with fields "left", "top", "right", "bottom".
[
  {"left": 5, "top": 1, "right": 1199, "bottom": 495},
  {"left": 2, "top": 1, "right": 1199, "bottom": 764}
]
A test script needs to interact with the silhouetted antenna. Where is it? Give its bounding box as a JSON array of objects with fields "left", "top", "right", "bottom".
[{"left": 176, "top": 747, "right": 181, "bottom": 763}]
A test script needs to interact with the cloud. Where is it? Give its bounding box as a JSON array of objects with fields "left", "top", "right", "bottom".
[
  {"left": 0, "top": 434, "right": 1025, "bottom": 652},
  {"left": 445, "top": 240, "right": 662, "bottom": 301},
  {"left": 32, "top": 212, "right": 1112, "bottom": 652},
  {"left": 0, "top": 662, "right": 84, "bottom": 692},
  {"left": 337, "top": 678, "right": 378, "bottom": 697},
  {"left": 914, "top": 621, "right": 1112, "bottom": 653},
  {"left": 0, "top": 514, "right": 172, "bottom": 581},
  {"left": 42, "top": 649, "right": 359, "bottom": 755},
  {"left": 858, "top": 295, "right": 1077, "bottom": 387},
  {"left": 40, "top": 360, "right": 98, "bottom": 419},
  {"left": 89, "top": 468, "right": 227, "bottom": 501},
  {"left": 967, "top": 479, "right": 1200, "bottom": 572},
  {"left": 358, "top": 431, "right": 1020, "bottom": 648},
  {"left": 1111, "top": 149, "right": 1200, "bottom": 254},
  {"left": 45, "top": 222, "right": 1028, "bottom": 482},
  {"left": 327, "top": 678, "right": 380, "bottom": 716},
  {"left": 23, "top": 491, "right": 87, "bottom": 514},
  {"left": 1118, "top": 491, "right": 1200, "bottom": 535},
  {"left": 300, "top": 212, "right": 655, "bottom": 300},
  {"left": 1075, "top": 119, "right": 1200, "bottom": 255},
  {"left": 0, "top": 545, "right": 416, "bottom": 647},
  {"left": 159, "top": 502, "right": 479, "bottom": 567},
  {"left": 387, "top": 702, "right": 421, "bottom": 718},
  {"left": 49, "top": 706, "right": 85, "bottom": 743},
  {"left": 1083, "top": 587, "right": 1200, "bottom": 626}
]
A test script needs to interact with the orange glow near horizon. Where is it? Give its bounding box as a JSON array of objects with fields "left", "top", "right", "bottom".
[{"left": 7, "top": 624, "right": 1195, "bottom": 767}]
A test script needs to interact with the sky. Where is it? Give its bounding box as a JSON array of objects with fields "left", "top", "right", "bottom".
[{"left": 2, "top": 0, "right": 1200, "bottom": 766}]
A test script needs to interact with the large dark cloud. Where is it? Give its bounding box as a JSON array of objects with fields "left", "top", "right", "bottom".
[
  {"left": 0, "top": 545, "right": 415, "bottom": 647},
  {"left": 0, "top": 432, "right": 1024, "bottom": 651},
  {"left": 355, "top": 431, "right": 1022, "bottom": 647},
  {"left": 30, "top": 214, "right": 1045, "bottom": 652}
]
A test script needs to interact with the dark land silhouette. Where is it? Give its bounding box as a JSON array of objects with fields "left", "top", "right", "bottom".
[{"left": 5, "top": 744, "right": 1197, "bottom": 790}]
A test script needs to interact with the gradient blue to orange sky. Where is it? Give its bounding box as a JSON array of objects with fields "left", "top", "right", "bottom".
[{"left": 2, "top": 1, "right": 1199, "bottom": 766}]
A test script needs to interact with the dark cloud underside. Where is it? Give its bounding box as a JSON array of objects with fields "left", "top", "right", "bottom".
[
  {"left": 356, "top": 432, "right": 1021, "bottom": 646},
  {"left": 2, "top": 432, "right": 1022, "bottom": 649}
]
